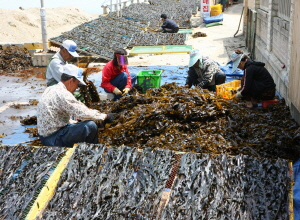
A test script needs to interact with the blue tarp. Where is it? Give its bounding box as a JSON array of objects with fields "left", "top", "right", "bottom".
[
  {"left": 294, "top": 160, "right": 300, "bottom": 218},
  {"left": 87, "top": 65, "right": 243, "bottom": 95},
  {"left": 203, "top": 14, "right": 223, "bottom": 24},
  {"left": 219, "top": 61, "right": 244, "bottom": 77}
]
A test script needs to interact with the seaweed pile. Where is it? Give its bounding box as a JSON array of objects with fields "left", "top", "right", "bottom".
[
  {"left": 20, "top": 116, "right": 37, "bottom": 125},
  {"left": 91, "top": 83, "right": 300, "bottom": 161},
  {"left": 41, "top": 144, "right": 175, "bottom": 219},
  {"left": 192, "top": 31, "right": 208, "bottom": 38},
  {"left": 0, "top": 146, "right": 67, "bottom": 219},
  {"left": 20, "top": 82, "right": 300, "bottom": 161},
  {"left": 162, "top": 153, "right": 290, "bottom": 219},
  {"left": 0, "top": 45, "right": 32, "bottom": 71}
]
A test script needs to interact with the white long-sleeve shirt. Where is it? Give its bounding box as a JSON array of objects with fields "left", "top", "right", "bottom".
[
  {"left": 37, "top": 82, "right": 106, "bottom": 137},
  {"left": 46, "top": 52, "right": 67, "bottom": 86}
]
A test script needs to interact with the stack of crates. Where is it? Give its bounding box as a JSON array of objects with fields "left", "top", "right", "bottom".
[
  {"left": 216, "top": 80, "right": 241, "bottom": 99},
  {"left": 210, "top": 4, "right": 223, "bottom": 17},
  {"left": 137, "top": 70, "right": 163, "bottom": 93}
]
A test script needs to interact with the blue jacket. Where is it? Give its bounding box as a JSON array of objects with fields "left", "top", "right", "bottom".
[{"left": 161, "top": 19, "right": 178, "bottom": 29}]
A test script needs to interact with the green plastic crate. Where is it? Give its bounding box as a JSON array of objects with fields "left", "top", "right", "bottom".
[{"left": 137, "top": 70, "right": 162, "bottom": 93}]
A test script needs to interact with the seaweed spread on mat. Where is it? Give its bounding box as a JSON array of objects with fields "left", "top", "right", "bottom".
[
  {"left": 41, "top": 144, "right": 291, "bottom": 219},
  {"left": 0, "top": 146, "right": 67, "bottom": 220},
  {"left": 41, "top": 144, "right": 174, "bottom": 219},
  {"left": 161, "top": 153, "right": 290, "bottom": 219}
]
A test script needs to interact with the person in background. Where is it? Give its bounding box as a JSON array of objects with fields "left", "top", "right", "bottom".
[
  {"left": 184, "top": 49, "right": 226, "bottom": 91},
  {"left": 45, "top": 39, "right": 79, "bottom": 87},
  {"left": 100, "top": 48, "right": 136, "bottom": 101},
  {"left": 160, "top": 14, "right": 179, "bottom": 33},
  {"left": 221, "top": 0, "right": 227, "bottom": 12},
  {"left": 38, "top": 64, "right": 115, "bottom": 147},
  {"left": 231, "top": 49, "right": 276, "bottom": 108}
]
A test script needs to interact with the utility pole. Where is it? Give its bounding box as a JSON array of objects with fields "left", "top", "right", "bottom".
[
  {"left": 119, "top": 0, "right": 122, "bottom": 17},
  {"left": 116, "top": 0, "right": 119, "bottom": 17},
  {"left": 40, "top": 0, "right": 48, "bottom": 52}
]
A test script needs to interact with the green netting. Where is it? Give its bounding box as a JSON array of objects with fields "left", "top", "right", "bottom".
[
  {"left": 206, "top": 21, "right": 223, "bottom": 27},
  {"left": 164, "top": 45, "right": 193, "bottom": 52},
  {"left": 130, "top": 45, "right": 193, "bottom": 55},
  {"left": 178, "top": 29, "right": 193, "bottom": 34},
  {"left": 130, "top": 46, "right": 163, "bottom": 54}
]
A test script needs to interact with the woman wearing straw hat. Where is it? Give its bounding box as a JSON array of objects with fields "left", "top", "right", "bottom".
[
  {"left": 184, "top": 49, "right": 225, "bottom": 91},
  {"left": 231, "top": 49, "right": 276, "bottom": 108}
]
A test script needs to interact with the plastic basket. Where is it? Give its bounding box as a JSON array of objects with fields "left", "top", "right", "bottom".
[
  {"left": 210, "top": 10, "right": 222, "bottom": 17},
  {"left": 137, "top": 70, "right": 163, "bottom": 93},
  {"left": 210, "top": 4, "right": 222, "bottom": 16},
  {"left": 216, "top": 80, "right": 241, "bottom": 99}
]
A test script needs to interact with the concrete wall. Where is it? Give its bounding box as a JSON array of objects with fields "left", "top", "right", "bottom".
[
  {"left": 248, "top": 0, "right": 258, "bottom": 9},
  {"left": 289, "top": 0, "right": 300, "bottom": 124},
  {"left": 244, "top": 0, "right": 300, "bottom": 124}
]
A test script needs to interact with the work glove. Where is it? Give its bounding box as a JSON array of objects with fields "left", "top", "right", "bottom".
[
  {"left": 235, "top": 91, "right": 243, "bottom": 98},
  {"left": 113, "top": 87, "right": 122, "bottom": 96},
  {"left": 69, "top": 119, "right": 78, "bottom": 124},
  {"left": 122, "top": 88, "right": 130, "bottom": 95},
  {"left": 104, "top": 113, "right": 116, "bottom": 124},
  {"left": 156, "top": 28, "right": 163, "bottom": 32}
]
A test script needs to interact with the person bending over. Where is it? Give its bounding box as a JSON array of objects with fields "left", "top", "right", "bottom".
[
  {"left": 231, "top": 49, "right": 276, "bottom": 108},
  {"left": 38, "top": 64, "right": 115, "bottom": 147},
  {"left": 101, "top": 48, "right": 136, "bottom": 100},
  {"left": 160, "top": 14, "right": 179, "bottom": 33},
  {"left": 184, "top": 49, "right": 226, "bottom": 91}
]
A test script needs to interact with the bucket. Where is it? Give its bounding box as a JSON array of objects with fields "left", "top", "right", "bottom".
[{"left": 262, "top": 99, "right": 279, "bottom": 108}]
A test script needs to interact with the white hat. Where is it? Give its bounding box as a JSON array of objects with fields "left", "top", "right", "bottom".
[
  {"left": 230, "top": 52, "right": 243, "bottom": 73},
  {"left": 188, "top": 49, "right": 203, "bottom": 68},
  {"left": 62, "top": 40, "right": 79, "bottom": 57},
  {"left": 62, "top": 64, "right": 86, "bottom": 85}
]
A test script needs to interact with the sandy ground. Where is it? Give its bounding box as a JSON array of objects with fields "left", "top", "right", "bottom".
[
  {"left": 0, "top": 6, "right": 99, "bottom": 43},
  {"left": 0, "top": 3, "right": 246, "bottom": 143}
]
